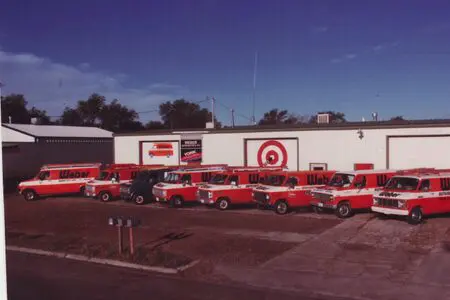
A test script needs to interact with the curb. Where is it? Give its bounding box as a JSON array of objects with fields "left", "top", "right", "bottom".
[{"left": 6, "top": 245, "right": 198, "bottom": 275}]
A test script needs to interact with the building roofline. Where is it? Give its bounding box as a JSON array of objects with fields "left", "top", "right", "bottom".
[
  {"left": 2, "top": 124, "right": 37, "bottom": 138},
  {"left": 113, "top": 119, "right": 450, "bottom": 137}
]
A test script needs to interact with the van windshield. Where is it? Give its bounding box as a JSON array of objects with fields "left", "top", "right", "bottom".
[
  {"left": 385, "top": 177, "right": 419, "bottom": 191},
  {"left": 328, "top": 173, "right": 355, "bottom": 187},
  {"left": 263, "top": 175, "right": 285, "bottom": 186},
  {"left": 164, "top": 173, "right": 180, "bottom": 183},
  {"left": 209, "top": 174, "right": 228, "bottom": 184}
]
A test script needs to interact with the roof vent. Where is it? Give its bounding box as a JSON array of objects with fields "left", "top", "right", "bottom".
[
  {"left": 372, "top": 112, "right": 378, "bottom": 121},
  {"left": 205, "top": 122, "right": 214, "bottom": 129},
  {"left": 31, "top": 117, "right": 38, "bottom": 124},
  {"left": 317, "top": 113, "right": 330, "bottom": 124}
]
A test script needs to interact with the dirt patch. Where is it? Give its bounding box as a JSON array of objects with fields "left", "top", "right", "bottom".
[{"left": 6, "top": 231, "right": 192, "bottom": 269}]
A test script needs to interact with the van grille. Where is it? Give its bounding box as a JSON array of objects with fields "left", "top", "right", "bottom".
[
  {"left": 313, "top": 192, "right": 332, "bottom": 202},
  {"left": 375, "top": 198, "right": 398, "bottom": 208},
  {"left": 253, "top": 191, "right": 267, "bottom": 204},
  {"left": 198, "top": 190, "right": 209, "bottom": 200}
]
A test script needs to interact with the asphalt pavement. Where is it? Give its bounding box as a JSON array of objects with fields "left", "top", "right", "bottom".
[{"left": 6, "top": 251, "right": 355, "bottom": 300}]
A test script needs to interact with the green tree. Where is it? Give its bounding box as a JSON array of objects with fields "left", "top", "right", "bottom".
[
  {"left": 58, "top": 93, "right": 144, "bottom": 132},
  {"left": 159, "top": 99, "right": 221, "bottom": 129},
  {"left": 145, "top": 120, "right": 166, "bottom": 130},
  {"left": 28, "top": 107, "right": 52, "bottom": 125},
  {"left": 1, "top": 94, "right": 52, "bottom": 124},
  {"left": 1, "top": 94, "right": 32, "bottom": 124},
  {"left": 99, "top": 99, "right": 143, "bottom": 132},
  {"left": 258, "top": 109, "right": 309, "bottom": 125},
  {"left": 390, "top": 116, "right": 405, "bottom": 121}
]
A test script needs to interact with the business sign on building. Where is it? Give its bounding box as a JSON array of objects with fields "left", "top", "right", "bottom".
[{"left": 180, "top": 139, "right": 202, "bottom": 163}]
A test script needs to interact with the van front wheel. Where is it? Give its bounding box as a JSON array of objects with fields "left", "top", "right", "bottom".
[
  {"left": 23, "top": 189, "right": 37, "bottom": 201},
  {"left": 335, "top": 202, "right": 352, "bottom": 218},
  {"left": 275, "top": 200, "right": 289, "bottom": 215}
]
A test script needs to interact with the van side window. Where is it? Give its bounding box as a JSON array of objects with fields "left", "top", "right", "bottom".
[
  {"left": 306, "top": 174, "right": 318, "bottom": 185},
  {"left": 354, "top": 176, "right": 367, "bottom": 188},
  {"left": 38, "top": 171, "right": 50, "bottom": 180},
  {"left": 287, "top": 177, "right": 298, "bottom": 186},
  {"left": 229, "top": 175, "right": 239, "bottom": 185},
  {"left": 419, "top": 179, "right": 431, "bottom": 191},
  {"left": 440, "top": 178, "right": 450, "bottom": 191},
  {"left": 201, "top": 172, "right": 212, "bottom": 182}
]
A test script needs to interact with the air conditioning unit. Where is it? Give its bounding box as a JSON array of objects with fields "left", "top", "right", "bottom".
[
  {"left": 316, "top": 113, "right": 330, "bottom": 124},
  {"left": 205, "top": 122, "right": 214, "bottom": 129}
]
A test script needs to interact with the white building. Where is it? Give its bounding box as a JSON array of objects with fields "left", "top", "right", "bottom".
[
  {"left": 2, "top": 123, "right": 113, "bottom": 181},
  {"left": 114, "top": 118, "right": 450, "bottom": 171}
]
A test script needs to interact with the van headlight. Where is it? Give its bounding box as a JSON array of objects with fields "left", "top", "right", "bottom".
[
  {"left": 398, "top": 200, "right": 406, "bottom": 208},
  {"left": 208, "top": 192, "right": 213, "bottom": 198},
  {"left": 373, "top": 197, "right": 379, "bottom": 205}
]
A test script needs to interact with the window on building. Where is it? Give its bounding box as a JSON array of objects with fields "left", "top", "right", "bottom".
[{"left": 309, "top": 163, "right": 327, "bottom": 171}]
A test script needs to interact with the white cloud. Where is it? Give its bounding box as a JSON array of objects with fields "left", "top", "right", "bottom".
[
  {"left": 330, "top": 58, "right": 342, "bottom": 64},
  {"left": 0, "top": 48, "right": 188, "bottom": 121},
  {"left": 331, "top": 53, "right": 356, "bottom": 64},
  {"left": 312, "top": 26, "right": 328, "bottom": 33},
  {"left": 372, "top": 41, "right": 400, "bottom": 53}
]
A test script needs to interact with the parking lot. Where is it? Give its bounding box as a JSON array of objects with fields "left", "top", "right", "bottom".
[{"left": 5, "top": 193, "right": 450, "bottom": 300}]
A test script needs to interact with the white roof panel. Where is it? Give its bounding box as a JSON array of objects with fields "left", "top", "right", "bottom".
[{"left": 2, "top": 124, "right": 113, "bottom": 138}]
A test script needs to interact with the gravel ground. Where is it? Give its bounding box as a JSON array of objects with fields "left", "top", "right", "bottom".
[{"left": 5, "top": 194, "right": 342, "bottom": 274}]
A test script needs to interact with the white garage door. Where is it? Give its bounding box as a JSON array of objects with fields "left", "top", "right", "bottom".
[
  {"left": 245, "top": 138, "right": 298, "bottom": 170},
  {"left": 388, "top": 136, "right": 450, "bottom": 169}
]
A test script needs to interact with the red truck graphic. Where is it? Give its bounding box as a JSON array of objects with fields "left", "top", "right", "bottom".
[{"left": 148, "top": 143, "right": 174, "bottom": 158}]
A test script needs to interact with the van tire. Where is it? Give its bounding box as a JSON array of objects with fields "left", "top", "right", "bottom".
[
  {"left": 313, "top": 206, "right": 324, "bottom": 214},
  {"left": 134, "top": 195, "right": 146, "bottom": 205},
  {"left": 99, "top": 191, "right": 112, "bottom": 202},
  {"left": 23, "top": 189, "right": 37, "bottom": 201},
  {"left": 169, "top": 196, "right": 184, "bottom": 208},
  {"left": 408, "top": 207, "right": 423, "bottom": 225},
  {"left": 335, "top": 201, "right": 352, "bottom": 218},
  {"left": 275, "top": 200, "right": 289, "bottom": 215},
  {"left": 216, "top": 198, "right": 230, "bottom": 211}
]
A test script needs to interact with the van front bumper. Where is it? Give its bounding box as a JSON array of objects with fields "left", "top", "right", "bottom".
[{"left": 371, "top": 206, "right": 409, "bottom": 216}]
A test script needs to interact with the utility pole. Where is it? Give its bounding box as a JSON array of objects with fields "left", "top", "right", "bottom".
[
  {"left": 210, "top": 96, "right": 215, "bottom": 128},
  {"left": 231, "top": 109, "right": 235, "bottom": 128},
  {"left": 251, "top": 51, "right": 258, "bottom": 125}
]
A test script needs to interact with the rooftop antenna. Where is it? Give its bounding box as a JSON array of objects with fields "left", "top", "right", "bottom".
[{"left": 251, "top": 51, "right": 258, "bottom": 125}]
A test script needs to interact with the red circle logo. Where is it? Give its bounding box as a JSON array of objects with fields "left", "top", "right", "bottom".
[{"left": 257, "top": 140, "right": 288, "bottom": 167}]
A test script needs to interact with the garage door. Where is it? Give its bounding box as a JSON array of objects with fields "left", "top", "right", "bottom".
[
  {"left": 388, "top": 135, "right": 450, "bottom": 169},
  {"left": 245, "top": 138, "right": 298, "bottom": 170}
]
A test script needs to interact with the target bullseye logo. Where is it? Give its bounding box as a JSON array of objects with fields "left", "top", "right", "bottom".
[{"left": 257, "top": 140, "right": 288, "bottom": 167}]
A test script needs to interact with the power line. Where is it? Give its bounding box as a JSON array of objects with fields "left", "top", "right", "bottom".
[{"left": 215, "top": 99, "right": 252, "bottom": 122}]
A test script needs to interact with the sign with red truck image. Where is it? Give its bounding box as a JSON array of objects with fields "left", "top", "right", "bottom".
[{"left": 141, "top": 141, "right": 179, "bottom": 165}]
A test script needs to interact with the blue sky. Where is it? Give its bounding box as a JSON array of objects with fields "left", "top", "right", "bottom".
[{"left": 1, "top": 0, "right": 450, "bottom": 126}]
